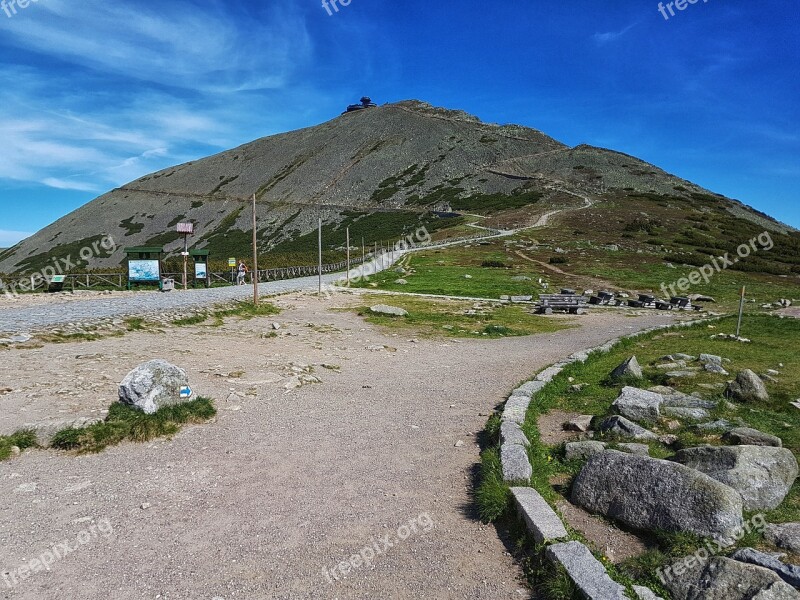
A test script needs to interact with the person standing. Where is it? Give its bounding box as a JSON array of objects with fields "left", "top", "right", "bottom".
[{"left": 237, "top": 261, "right": 248, "bottom": 285}]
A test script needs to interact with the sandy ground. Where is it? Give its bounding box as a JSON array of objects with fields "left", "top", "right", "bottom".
[{"left": 0, "top": 291, "right": 679, "bottom": 599}]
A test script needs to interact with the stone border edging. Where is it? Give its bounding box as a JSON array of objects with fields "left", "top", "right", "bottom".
[{"left": 497, "top": 316, "right": 720, "bottom": 599}]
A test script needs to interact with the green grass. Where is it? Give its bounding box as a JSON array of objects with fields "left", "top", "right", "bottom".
[
  {"left": 476, "top": 447, "right": 512, "bottom": 521},
  {"left": 172, "top": 313, "right": 209, "bottom": 326},
  {"left": 125, "top": 317, "right": 146, "bottom": 331},
  {"left": 208, "top": 300, "right": 280, "bottom": 326},
  {"left": 353, "top": 295, "right": 572, "bottom": 339},
  {"left": 352, "top": 241, "right": 547, "bottom": 299},
  {"left": 51, "top": 397, "right": 216, "bottom": 454},
  {"left": 476, "top": 314, "right": 800, "bottom": 597},
  {"left": 0, "top": 429, "right": 38, "bottom": 461}
]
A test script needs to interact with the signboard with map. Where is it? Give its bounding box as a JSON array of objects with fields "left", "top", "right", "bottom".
[{"left": 128, "top": 260, "right": 161, "bottom": 282}]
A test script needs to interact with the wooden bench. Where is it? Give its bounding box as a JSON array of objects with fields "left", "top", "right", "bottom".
[
  {"left": 589, "top": 291, "right": 616, "bottom": 305},
  {"left": 537, "top": 294, "right": 590, "bottom": 315}
]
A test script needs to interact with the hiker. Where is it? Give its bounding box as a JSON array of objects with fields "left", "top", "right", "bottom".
[{"left": 237, "top": 261, "right": 248, "bottom": 285}]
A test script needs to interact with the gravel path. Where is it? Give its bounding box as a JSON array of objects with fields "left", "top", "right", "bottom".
[
  {"left": 0, "top": 195, "right": 600, "bottom": 336},
  {"left": 0, "top": 294, "right": 679, "bottom": 599},
  {"left": 0, "top": 253, "right": 398, "bottom": 335}
]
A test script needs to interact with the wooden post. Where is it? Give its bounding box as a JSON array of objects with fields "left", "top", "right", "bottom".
[
  {"left": 736, "top": 286, "right": 746, "bottom": 338},
  {"left": 252, "top": 194, "right": 259, "bottom": 306},
  {"left": 182, "top": 233, "right": 188, "bottom": 291},
  {"left": 346, "top": 227, "right": 351, "bottom": 287},
  {"left": 318, "top": 217, "right": 323, "bottom": 296}
]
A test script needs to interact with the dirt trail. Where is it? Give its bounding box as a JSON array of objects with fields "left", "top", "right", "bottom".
[
  {"left": 0, "top": 291, "right": 677, "bottom": 599},
  {"left": 513, "top": 250, "right": 618, "bottom": 292}
]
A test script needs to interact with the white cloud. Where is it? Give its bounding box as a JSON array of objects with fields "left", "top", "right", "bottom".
[
  {"left": 593, "top": 23, "right": 637, "bottom": 45},
  {"left": 0, "top": 0, "right": 321, "bottom": 196},
  {"left": 0, "top": 1, "right": 312, "bottom": 92},
  {"left": 41, "top": 178, "right": 102, "bottom": 192},
  {"left": 0, "top": 230, "right": 34, "bottom": 246}
]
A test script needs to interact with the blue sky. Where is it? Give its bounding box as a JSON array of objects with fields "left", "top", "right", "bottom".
[{"left": 0, "top": 0, "right": 797, "bottom": 245}]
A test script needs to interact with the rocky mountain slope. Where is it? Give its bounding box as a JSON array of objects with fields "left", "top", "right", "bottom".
[{"left": 0, "top": 100, "right": 792, "bottom": 274}]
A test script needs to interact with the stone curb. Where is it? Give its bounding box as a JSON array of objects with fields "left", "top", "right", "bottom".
[
  {"left": 510, "top": 487, "right": 568, "bottom": 545},
  {"left": 496, "top": 316, "right": 718, "bottom": 597},
  {"left": 546, "top": 541, "right": 628, "bottom": 600}
]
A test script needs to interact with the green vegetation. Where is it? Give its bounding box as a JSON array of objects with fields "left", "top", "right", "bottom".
[
  {"left": 530, "top": 190, "right": 800, "bottom": 308},
  {"left": 352, "top": 241, "right": 544, "bottom": 299},
  {"left": 255, "top": 155, "right": 310, "bottom": 199},
  {"left": 141, "top": 230, "right": 182, "bottom": 249},
  {"left": 171, "top": 313, "right": 209, "bottom": 326},
  {"left": 208, "top": 301, "right": 280, "bottom": 326},
  {"left": 476, "top": 314, "right": 800, "bottom": 597},
  {"left": 0, "top": 429, "right": 37, "bottom": 461},
  {"left": 354, "top": 295, "right": 571, "bottom": 339},
  {"left": 124, "top": 317, "right": 146, "bottom": 331},
  {"left": 51, "top": 397, "right": 216, "bottom": 454},
  {"left": 451, "top": 190, "right": 543, "bottom": 213},
  {"left": 264, "top": 210, "right": 465, "bottom": 268},
  {"left": 120, "top": 217, "right": 145, "bottom": 236},
  {"left": 170, "top": 301, "right": 280, "bottom": 328},
  {"left": 407, "top": 184, "right": 543, "bottom": 214},
  {"left": 210, "top": 174, "right": 240, "bottom": 195},
  {"left": 12, "top": 234, "right": 111, "bottom": 273}
]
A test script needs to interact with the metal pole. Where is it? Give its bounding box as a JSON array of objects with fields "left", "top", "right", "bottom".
[
  {"left": 182, "top": 233, "right": 188, "bottom": 291},
  {"left": 252, "top": 194, "right": 259, "bottom": 306},
  {"left": 318, "top": 217, "right": 323, "bottom": 296},
  {"left": 346, "top": 227, "right": 351, "bottom": 287},
  {"left": 736, "top": 286, "right": 746, "bottom": 338}
]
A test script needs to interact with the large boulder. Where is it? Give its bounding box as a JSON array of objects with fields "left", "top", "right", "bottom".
[
  {"left": 611, "top": 356, "right": 643, "bottom": 380},
  {"left": 612, "top": 387, "right": 664, "bottom": 423},
  {"left": 663, "top": 556, "right": 800, "bottom": 600},
  {"left": 565, "top": 441, "right": 607, "bottom": 461},
  {"left": 764, "top": 522, "right": 800, "bottom": 554},
  {"left": 663, "top": 406, "right": 711, "bottom": 420},
  {"left": 723, "top": 427, "right": 783, "bottom": 448},
  {"left": 369, "top": 304, "right": 409, "bottom": 317},
  {"left": 699, "top": 354, "right": 724, "bottom": 366},
  {"left": 732, "top": 548, "right": 800, "bottom": 588},
  {"left": 727, "top": 369, "right": 769, "bottom": 402},
  {"left": 597, "top": 415, "right": 657, "bottom": 441},
  {"left": 672, "top": 445, "right": 798, "bottom": 511},
  {"left": 118, "top": 360, "right": 190, "bottom": 415},
  {"left": 571, "top": 451, "right": 744, "bottom": 541}
]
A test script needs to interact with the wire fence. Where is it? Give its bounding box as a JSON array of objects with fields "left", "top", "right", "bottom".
[{"left": 2, "top": 229, "right": 503, "bottom": 293}]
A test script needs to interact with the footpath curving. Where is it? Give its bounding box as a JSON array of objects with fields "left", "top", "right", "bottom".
[{"left": 498, "top": 318, "right": 720, "bottom": 600}]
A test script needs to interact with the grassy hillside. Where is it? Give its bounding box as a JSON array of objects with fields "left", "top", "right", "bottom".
[{"left": 0, "top": 100, "right": 793, "bottom": 277}]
